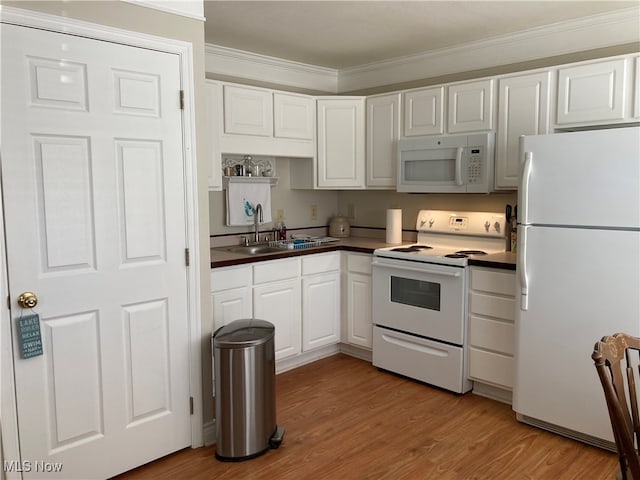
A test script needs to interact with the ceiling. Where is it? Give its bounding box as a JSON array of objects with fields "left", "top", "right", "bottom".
[{"left": 203, "top": 1, "right": 639, "bottom": 70}]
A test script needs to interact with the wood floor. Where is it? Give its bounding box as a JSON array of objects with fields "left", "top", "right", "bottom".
[{"left": 114, "top": 354, "right": 619, "bottom": 480}]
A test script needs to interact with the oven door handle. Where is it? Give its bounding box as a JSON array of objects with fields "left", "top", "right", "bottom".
[{"left": 372, "top": 259, "right": 462, "bottom": 278}]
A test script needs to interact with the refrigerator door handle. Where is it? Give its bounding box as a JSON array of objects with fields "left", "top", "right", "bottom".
[
  {"left": 518, "top": 225, "right": 529, "bottom": 310},
  {"left": 520, "top": 152, "right": 533, "bottom": 224}
]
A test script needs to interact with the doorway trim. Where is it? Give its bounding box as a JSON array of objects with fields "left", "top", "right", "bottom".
[{"left": 0, "top": 5, "right": 204, "bottom": 467}]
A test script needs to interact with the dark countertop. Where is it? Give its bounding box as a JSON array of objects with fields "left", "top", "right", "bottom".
[
  {"left": 468, "top": 252, "right": 517, "bottom": 271},
  {"left": 210, "top": 237, "right": 393, "bottom": 268},
  {"left": 211, "top": 237, "right": 518, "bottom": 270}
]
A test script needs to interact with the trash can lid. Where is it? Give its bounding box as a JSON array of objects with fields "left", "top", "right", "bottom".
[{"left": 213, "top": 318, "right": 275, "bottom": 348}]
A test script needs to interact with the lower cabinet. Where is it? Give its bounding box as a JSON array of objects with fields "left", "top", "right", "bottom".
[
  {"left": 302, "top": 272, "right": 340, "bottom": 351},
  {"left": 468, "top": 266, "right": 516, "bottom": 397},
  {"left": 254, "top": 278, "right": 302, "bottom": 360},
  {"left": 346, "top": 253, "right": 373, "bottom": 349},
  {"left": 211, "top": 252, "right": 342, "bottom": 365}
]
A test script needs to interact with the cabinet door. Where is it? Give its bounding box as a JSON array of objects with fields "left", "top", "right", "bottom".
[
  {"left": 347, "top": 271, "right": 372, "bottom": 349},
  {"left": 366, "top": 94, "right": 400, "bottom": 188},
  {"left": 495, "top": 72, "right": 551, "bottom": 190},
  {"left": 254, "top": 279, "right": 301, "bottom": 360},
  {"left": 317, "top": 97, "right": 365, "bottom": 188},
  {"left": 556, "top": 59, "right": 627, "bottom": 125},
  {"left": 204, "top": 80, "right": 223, "bottom": 190},
  {"left": 447, "top": 79, "right": 494, "bottom": 133},
  {"left": 274, "top": 92, "right": 314, "bottom": 140},
  {"left": 302, "top": 272, "right": 340, "bottom": 351},
  {"left": 211, "top": 287, "right": 252, "bottom": 330},
  {"left": 402, "top": 87, "right": 444, "bottom": 136},
  {"left": 223, "top": 84, "right": 273, "bottom": 136}
]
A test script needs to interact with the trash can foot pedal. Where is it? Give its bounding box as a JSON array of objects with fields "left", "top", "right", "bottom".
[{"left": 269, "top": 425, "right": 285, "bottom": 449}]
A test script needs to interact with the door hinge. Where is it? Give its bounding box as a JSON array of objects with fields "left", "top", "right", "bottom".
[
  {"left": 190, "top": 396, "right": 194, "bottom": 415},
  {"left": 7, "top": 295, "right": 10, "bottom": 309},
  {"left": 179, "top": 90, "right": 185, "bottom": 110},
  {"left": 185, "top": 248, "right": 190, "bottom": 267}
]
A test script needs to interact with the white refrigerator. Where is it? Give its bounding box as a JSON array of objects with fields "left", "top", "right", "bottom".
[{"left": 513, "top": 126, "right": 640, "bottom": 447}]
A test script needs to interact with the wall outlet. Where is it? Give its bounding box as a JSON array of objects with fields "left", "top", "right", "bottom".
[
  {"left": 347, "top": 203, "right": 355, "bottom": 219},
  {"left": 276, "top": 209, "right": 284, "bottom": 221},
  {"left": 310, "top": 203, "right": 317, "bottom": 221}
]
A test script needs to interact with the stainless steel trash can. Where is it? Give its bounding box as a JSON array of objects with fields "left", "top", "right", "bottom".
[{"left": 213, "top": 319, "right": 284, "bottom": 461}]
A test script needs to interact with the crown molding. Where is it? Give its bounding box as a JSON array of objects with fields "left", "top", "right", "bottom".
[
  {"left": 338, "top": 7, "right": 640, "bottom": 92},
  {"left": 120, "top": 0, "right": 205, "bottom": 21},
  {"left": 204, "top": 44, "right": 339, "bottom": 93}
]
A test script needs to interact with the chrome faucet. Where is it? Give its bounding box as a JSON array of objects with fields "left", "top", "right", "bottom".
[{"left": 253, "top": 203, "right": 263, "bottom": 243}]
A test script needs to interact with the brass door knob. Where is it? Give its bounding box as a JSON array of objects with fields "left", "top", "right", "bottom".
[{"left": 17, "top": 292, "right": 38, "bottom": 309}]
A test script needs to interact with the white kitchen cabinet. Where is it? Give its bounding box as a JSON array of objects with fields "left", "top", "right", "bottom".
[
  {"left": 468, "top": 266, "right": 516, "bottom": 394},
  {"left": 366, "top": 93, "right": 400, "bottom": 188},
  {"left": 495, "top": 71, "right": 551, "bottom": 190},
  {"left": 223, "top": 84, "right": 273, "bottom": 137},
  {"left": 274, "top": 92, "right": 315, "bottom": 140},
  {"left": 402, "top": 86, "right": 444, "bottom": 136},
  {"left": 204, "top": 80, "right": 223, "bottom": 191},
  {"left": 210, "top": 264, "right": 252, "bottom": 330},
  {"left": 302, "top": 272, "right": 340, "bottom": 351},
  {"left": 556, "top": 58, "right": 629, "bottom": 126},
  {"left": 447, "top": 79, "right": 495, "bottom": 133},
  {"left": 254, "top": 279, "right": 302, "bottom": 361},
  {"left": 346, "top": 253, "right": 373, "bottom": 349},
  {"left": 316, "top": 97, "right": 366, "bottom": 189},
  {"left": 301, "top": 253, "right": 341, "bottom": 351}
]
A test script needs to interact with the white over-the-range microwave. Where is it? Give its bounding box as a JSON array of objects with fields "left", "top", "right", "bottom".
[{"left": 397, "top": 132, "right": 495, "bottom": 193}]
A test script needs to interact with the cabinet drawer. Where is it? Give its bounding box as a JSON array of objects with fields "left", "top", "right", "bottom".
[
  {"left": 469, "top": 315, "right": 514, "bottom": 354},
  {"left": 302, "top": 252, "right": 340, "bottom": 276},
  {"left": 469, "top": 347, "right": 514, "bottom": 389},
  {"left": 253, "top": 258, "right": 299, "bottom": 284},
  {"left": 470, "top": 292, "right": 516, "bottom": 321},
  {"left": 211, "top": 265, "right": 251, "bottom": 292},
  {"left": 347, "top": 253, "right": 372, "bottom": 275},
  {"left": 471, "top": 268, "right": 516, "bottom": 296}
]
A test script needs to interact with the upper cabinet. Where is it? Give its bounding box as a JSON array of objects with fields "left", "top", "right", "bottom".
[
  {"left": 634, "top": 56, "right": 640, "bottom": 120},
  {"left": 218, "top": 83, "right": 315, "bottom": 158},
  {"left": 223, "top": 84, "right": 273, "bottom": 136},
  {"left": 447, "top": 79, "right": 495, "bottom": 133},
  {"left": 555, "top": 58, "right": 634, "bottom": 127},
  {"left": 495, "top": 71, "right": 551, "bottom": 190},
  {"left": 402, "top": 87, "right": 444, "bottom": 136},
  {"left": 316, "top": 97, "right": 366, "bottom": 189},
  {"left": 273, "top": 92, "right": 315, "bottom": 140},
  {"left": 366, "top": 93, "right": 400, "bottom": 189}
]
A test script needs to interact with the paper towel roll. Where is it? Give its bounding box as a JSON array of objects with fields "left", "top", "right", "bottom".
[{"left": 386, "top": 209, "right": 402, "bottom": 244}]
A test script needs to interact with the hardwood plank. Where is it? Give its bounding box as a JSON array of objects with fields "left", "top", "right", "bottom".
[{"left": 113, "top": 354, "right": 618, "bottom": 479}]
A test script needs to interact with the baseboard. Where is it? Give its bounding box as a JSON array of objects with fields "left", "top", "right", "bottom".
[
  {"left": 471, "top": 381, "right": 513, "bottom": 405},
  {"left": 276, "top": 344, "right": 340, "bottom": 374},
  {"left": 339, "top": 343, "right": 372, "bottom": 362}
]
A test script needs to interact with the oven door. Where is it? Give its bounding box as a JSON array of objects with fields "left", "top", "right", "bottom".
[{"left": 372, "top": 256, "right": 467, "bottom": 345}]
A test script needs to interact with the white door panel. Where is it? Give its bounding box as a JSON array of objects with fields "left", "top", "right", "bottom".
[
  {"left": 519, "top": 127, "right": 640, "bottom": 229},
  {"left": 1, "top": 24, "right": 191, "bottom": 479},
  {"left": 514, "top": 226, "right": 640, "bottom": 441}
]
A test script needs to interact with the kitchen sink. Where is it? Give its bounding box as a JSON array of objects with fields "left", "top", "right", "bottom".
[{"left": 222, "top": 244, "right": 284, "bottom": 255}]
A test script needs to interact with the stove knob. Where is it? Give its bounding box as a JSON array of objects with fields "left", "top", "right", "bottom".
[
  {"left": 484, "top": 221, "right": 490, "bottom": 232},
  {"left": 494, "top": 221, "right": 501, "bottom": 233},
  {"left": 428, "top": 218, "right": 435, "bottom": 228}
]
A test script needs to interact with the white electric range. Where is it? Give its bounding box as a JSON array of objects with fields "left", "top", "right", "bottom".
[{"left": 372, "top": 210, "right": 506, "bottom": 393}]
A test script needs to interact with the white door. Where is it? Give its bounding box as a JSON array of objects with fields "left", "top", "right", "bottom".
[
  {"left": 302, "top": 272, "right": 340, "bottom": 351},
  {"left": 402, "top": 87, "right": 444, "bottom": 136},
  {"left": 447, "top": 79, "right": 494, "bottom": 133},
  {"left": 1, "top": 24, "right": 191, "bottom": 479},
  {"left": 366, "top": 94, "right": 400, "bottom": 188}
]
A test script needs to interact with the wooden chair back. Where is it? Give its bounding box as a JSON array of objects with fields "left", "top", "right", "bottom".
[{"left": 593, "top": 333, "right": 640, "bottom": 480}]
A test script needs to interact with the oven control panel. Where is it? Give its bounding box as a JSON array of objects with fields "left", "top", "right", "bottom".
[{"left": 417, "top": 210, "right": 506, "bottom": 237}]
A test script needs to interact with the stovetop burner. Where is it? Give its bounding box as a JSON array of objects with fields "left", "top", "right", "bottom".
[
  {"left": 444, "top": 253, "right": 468, "bottom": 259},
  {"left": 455, "top": 250, "right": 487, "bottom": 256},
  {"left": 390, "top": 244, "right": 433, "bottom": 253}
]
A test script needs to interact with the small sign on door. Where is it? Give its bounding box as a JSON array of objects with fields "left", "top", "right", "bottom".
[{"left": 17, "top": 313, "right": 43, "bottom": 358}]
